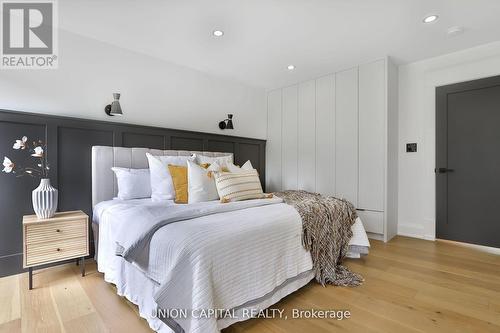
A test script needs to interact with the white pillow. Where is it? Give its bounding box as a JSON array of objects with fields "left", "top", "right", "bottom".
[
  {"left": 194, "top": 154, "right": 233, "bottom": 168},
  {"left": 111, "top": 167, "right": 151, "bottom": 200},
  {"left": 226, "top": 160, "right": 254, "bottom": 173},
  {"left": 187, "top": 160, "right": 221, "bottom": 203},
  {"left": 146, "top": 153, "right": 193, "bottom": 202}
]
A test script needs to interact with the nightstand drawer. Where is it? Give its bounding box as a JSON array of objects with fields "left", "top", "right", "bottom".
[
  {"left": 25, "top": 237, "right": 88, "bottom": 266},
  {"left": 23, "top": 211, "right": 89, "bottom": 289},
  {"left": 25, "top": 219, "right": 87, "bottom": 244}
]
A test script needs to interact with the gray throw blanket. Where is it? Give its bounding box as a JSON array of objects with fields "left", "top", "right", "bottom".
[{"left": 274, "top": 190, "right": 364, "bottom": 287}]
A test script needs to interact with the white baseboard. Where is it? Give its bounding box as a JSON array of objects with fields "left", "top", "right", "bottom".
[
  {"left": 367, "top": 232, "right": 384, "bottom": 242},
  {"left": 397, "top": 222, "right": 435, "bottom": 241},
  {"left": 398, "top": 231, "right": 435, "bottom": 241}
]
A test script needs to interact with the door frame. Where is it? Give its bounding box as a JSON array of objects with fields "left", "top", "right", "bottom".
[{"left": 435, "top": 74, "right": 500, "bottom": 241}]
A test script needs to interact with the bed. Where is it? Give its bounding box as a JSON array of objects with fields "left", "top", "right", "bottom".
[{"left": 91, "top": 146, "right": 370, "bottom": 333}]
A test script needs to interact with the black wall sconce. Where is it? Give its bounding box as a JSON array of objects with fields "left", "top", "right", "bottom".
[
  {"left": 219, "top": 114, "right": 234, "bottom": 130},
  {"left": 104, "top": 93, "right": 123, "bottom": 116}
]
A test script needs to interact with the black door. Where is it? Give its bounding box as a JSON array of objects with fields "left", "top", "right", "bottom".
[{"left": 436, "top": 75, "right": 500, "bottom": 248}]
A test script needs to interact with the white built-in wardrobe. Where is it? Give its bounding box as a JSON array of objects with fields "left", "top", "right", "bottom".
[{"left": 266, "top": 58, "right": 398, "bottom": 242}]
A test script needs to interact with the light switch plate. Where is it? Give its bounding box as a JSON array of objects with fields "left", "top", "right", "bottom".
[{"left": 406, "top": 143, "right": 417, "bottom": 153}]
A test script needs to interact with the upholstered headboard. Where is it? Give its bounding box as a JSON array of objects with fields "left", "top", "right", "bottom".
[{"left": 91, "top": 146, "right": 233, "bottom": 207}]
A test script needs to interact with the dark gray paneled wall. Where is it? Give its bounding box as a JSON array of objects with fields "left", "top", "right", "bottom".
[{"left": 0, "top": 109, "right": 266, "bottom": 277}]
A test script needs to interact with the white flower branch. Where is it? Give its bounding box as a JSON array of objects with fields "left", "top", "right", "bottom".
[{"left": 2, "top": 137, "right": 50, "bottom": 179}]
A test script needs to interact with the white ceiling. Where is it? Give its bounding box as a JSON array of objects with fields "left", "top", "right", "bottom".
[{"left": 60, "top": 0, "right": 500, "bottom": 89}]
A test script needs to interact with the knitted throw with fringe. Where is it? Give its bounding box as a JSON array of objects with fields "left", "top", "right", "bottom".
[{"left": 274, "top": 190, "right": 364, "bottom": 287}]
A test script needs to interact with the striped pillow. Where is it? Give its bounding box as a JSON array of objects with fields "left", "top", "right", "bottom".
[{"left": 213, "top": 170, "right": 266, "bottom": 202}]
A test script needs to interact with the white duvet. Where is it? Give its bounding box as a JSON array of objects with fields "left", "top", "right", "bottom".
[{"left": 94, "top": 198, "right": 369, "bottom": 333}]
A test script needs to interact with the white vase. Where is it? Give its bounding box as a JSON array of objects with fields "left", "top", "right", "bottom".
[{"left": 32, "top": 178, "right": 58, "bottom": 219}]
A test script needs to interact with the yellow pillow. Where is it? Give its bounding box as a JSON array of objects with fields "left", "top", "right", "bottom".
[
  {"left": 199, "top": 162, "right": 229, "bottom": 172},
  {"left": 168, "top": 164, "right": 188, "bottom": 204}
]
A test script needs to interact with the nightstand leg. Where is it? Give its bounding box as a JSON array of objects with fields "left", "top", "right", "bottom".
[
  {"left": 81, "top": 257, "right": 85, "bottom": 277},
  {"left": 28, "top": 267, "right": 33, "bottom": 290},
  {"left": 76, "top": 258, "right": 79, "bottom": 266}
]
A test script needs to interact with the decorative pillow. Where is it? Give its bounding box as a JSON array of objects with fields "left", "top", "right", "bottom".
[
  {"left": 187, "top": 160, "right": 221, "bottom": 203},
  {"left": 168, "top": 165, "right": 188, "bottom": 204},
  {"left": 213, "top": 169, "right": 267, "bottom": 202},
  {"left": 226, "top": 160, "right": 254, "bottom": 173},
  {"left": 146, "top": 153, "right": 193, "bottom": 202},
  {"left": 111, "top": 167, "right": 151, "bottom": 200},
  {"left": 194, "top": 154, "right": 233, "bottom": 168}
]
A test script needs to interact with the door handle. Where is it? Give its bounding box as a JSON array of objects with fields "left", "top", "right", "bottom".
[{"left": 435, "top": 167, "right": 455, "bottom": 174}]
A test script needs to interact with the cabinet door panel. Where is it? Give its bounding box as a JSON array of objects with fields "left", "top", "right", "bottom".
[
  {"left": 335, "top": 68, "right": 358, "bottom": 206},
  {"left": 315, "top": 75, "right": 335, "bottom": 196},
  {"left": 282, "top": 85, "right": 298, "bottom": 190},
  {"left": 357, "top": 210, "right": 384, "bottom": 234},
  {"left": 298, "top": 80, "right": 316, "bottom": 192},
  {"left": 266, "top": 90, "right": 282, "bottom": 191},
  {"left": 358, "top": 60, "right": 385, "bottom": 211}
]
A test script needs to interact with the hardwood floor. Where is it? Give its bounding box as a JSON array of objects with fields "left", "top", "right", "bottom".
[{"left": 1, "top": 236, "right": 499, "bottom": 333}]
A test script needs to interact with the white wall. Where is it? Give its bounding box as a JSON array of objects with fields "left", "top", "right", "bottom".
[
  {"left": 398, "top": 41, "right": 500, "bottom": 240},
  {"left": 0, "top": 30, "right": 267, "bottom": 139}
]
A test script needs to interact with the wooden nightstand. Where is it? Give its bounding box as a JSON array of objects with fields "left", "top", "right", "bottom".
[{"left": 23, "top": 210, "right": 89, "bottom": 290}]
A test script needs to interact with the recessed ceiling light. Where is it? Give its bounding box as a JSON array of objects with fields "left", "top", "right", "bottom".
[
  {"left": 213, "top": 30, "right": 224, "bottom": 37},
  {"left": 423, "top": 14, "right": 439, "bottom": 23},
  {"left": 287, "top": 65, "right": 295, "bottom": 70}
]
